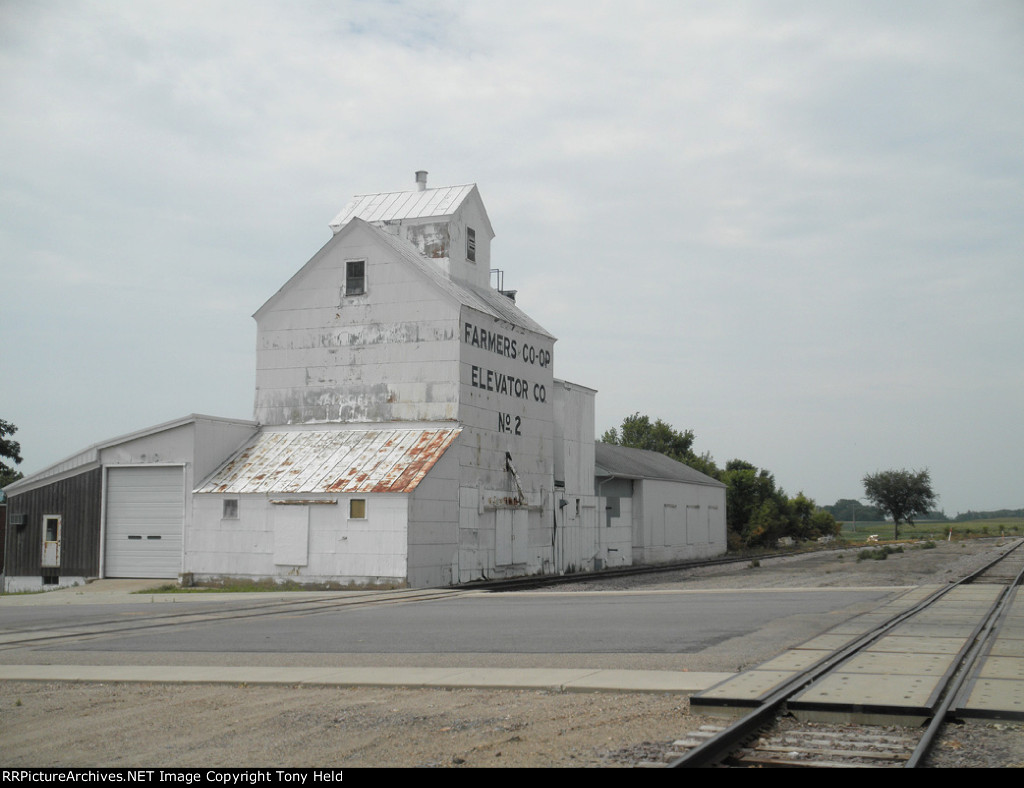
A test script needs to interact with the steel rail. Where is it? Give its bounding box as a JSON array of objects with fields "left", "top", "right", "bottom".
[
  {"left": 468, "top": 545, "right": 858, "bottom": 592},
  {"left": 0, "top": 588, "right": 470, "bottom": 650},
  {"left": 669, "top": 538, "right": 1024, "bottom": 768},
  {"left": 905, "top": 540, "right": 1024, "bottom": 767}
]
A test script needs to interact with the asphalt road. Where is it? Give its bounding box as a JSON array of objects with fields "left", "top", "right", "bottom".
[{"left": 2, "top": 587, "right": 894, "bottom": 656}]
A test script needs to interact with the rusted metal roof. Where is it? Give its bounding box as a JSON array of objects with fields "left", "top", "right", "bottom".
[
  {"left": 329, "top": 185, "right": 477, "bottom": 232},
  {"left": 195, "top": 427, "right": 461, "bottom": 495}
]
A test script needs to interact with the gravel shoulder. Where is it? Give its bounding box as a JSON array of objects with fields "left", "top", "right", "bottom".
[{"left": 2, "top": 538, "right": 1021, "bottom": 768}]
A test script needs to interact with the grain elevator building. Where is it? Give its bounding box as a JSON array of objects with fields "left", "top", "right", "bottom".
[{"left": 3, "top": 174, "right": 726, "bottom": 591}]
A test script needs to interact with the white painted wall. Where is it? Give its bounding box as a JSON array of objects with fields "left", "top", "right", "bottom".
[
  {"left": 632, "top": 479, "right": 727, "bottom": 564},
  {"left": 254, "top": 221, "right": 462, "bottom": 425},
  {"left": 97, "top": 417, "right": 257, "bottom": 580},
  {"left": 187, "top": 493, "right": 409, "bottom": 585},
  {"left": 553, "top": 380, "right": 597, "bottom": 495},
  {"left": 395, "top": 191, "right": 492, "bottom": 290},
  {"left": 456, "top": 304, "right": 556, "bottom": 582},
  {"left": 407, "top": 443, "right": 460, "bottom": 587}
]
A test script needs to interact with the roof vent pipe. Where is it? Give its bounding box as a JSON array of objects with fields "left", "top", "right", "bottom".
[{"left": 415, "top": 171, "right": 428, "bottom": 191}]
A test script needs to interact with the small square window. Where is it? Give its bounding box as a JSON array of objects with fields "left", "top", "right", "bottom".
[
  {"left": 466, "top": 227, "right": 476, "bottom": 262},
  {"left": 223, "top": 499, "right": 238, "bottom": 519},
  {"left": 349, "top": 499, "right": 366, "bottom": 519},
  {"left": 346, "top": 260, "right": 366, "bottom": 295}
]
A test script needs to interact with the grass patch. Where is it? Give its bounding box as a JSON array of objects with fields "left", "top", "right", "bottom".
[
  {"left": 857, "top": 545, "right": 904, "bottom": 562},
  {"left": 839, "top": 517, "right": 1024, "bottom": 546}
]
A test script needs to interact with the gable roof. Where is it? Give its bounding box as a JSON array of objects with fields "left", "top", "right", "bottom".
[
  {"left": 255, "top": 217, "right": 553, "bottom": 339},
  {"left": 3, "top": 414, "right": 258, "bottom": 497},
  {"left": 369, "top": 221, "right": 553, "bottom": 338},
  {"left": 329, "top": 183, "right": 492, "bottom": 236},
  {"left": 195, "top": 426, "right": 461, "bottom": 495},
  {"left": 594, "top": 442, "right": 725, "bottom": 487}
]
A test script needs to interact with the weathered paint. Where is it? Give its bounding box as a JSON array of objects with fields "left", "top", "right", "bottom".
[
  {"left": 247, "top": 182, "right": 565, "bottom": 584},
  {"left": 195, "top": 428, "right": 461, "bottom": 495},
  {"left": 186, "top": 491, "right": 410, "bottom": 585}
]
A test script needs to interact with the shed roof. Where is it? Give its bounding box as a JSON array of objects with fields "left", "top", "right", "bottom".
[
  {"left": 594, "top": 442, "right": 725, "bottom": 487},
  {"left": 3, "top": 414, "right": 257, "bottom": 497},
  {"left": 329, "top": 184, "right": 484, "bottom": 234},
  {"left": 195, "top": 426, "right": 461, "bottom": 495}
]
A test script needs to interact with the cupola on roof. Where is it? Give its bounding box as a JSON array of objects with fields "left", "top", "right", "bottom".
[{"left": 329, "top": 172, "right": 481, "bottom": 235}]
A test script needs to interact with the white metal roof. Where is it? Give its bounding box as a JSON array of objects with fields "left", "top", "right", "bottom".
[
  {"left": 2, "top": 414, "right": 257, "bottom": 497},
  {"left": 329, "top": 184, "right": 478, "bottom": 233},
  {"left": 195, "top": 426, "right": 461, "bottom": 495}
]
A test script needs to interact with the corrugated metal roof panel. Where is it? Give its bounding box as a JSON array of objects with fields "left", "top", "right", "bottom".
[
  {"left": 329, "top": 185, "right": 477, "bottom": 230},
  {"left": 195, "top": 427, "right": 461, "bottom": 495},
  {"left": 594, "top": 442, "right": 726, "bottom": 487}
]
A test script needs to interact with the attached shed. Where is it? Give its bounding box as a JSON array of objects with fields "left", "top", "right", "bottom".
[
  {"left": 2, "top": 415, "right": 256, "bottom": 591},
  {"left": 595, "top": 442, "right": 727, "bottom": 564},
  {"left": 191, "top": 425, "right": 461, "bottom": 587}
]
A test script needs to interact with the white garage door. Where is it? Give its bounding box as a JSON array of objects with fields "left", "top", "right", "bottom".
[{"left": 105, "top": 466, "right": 184, "bottom": 578}]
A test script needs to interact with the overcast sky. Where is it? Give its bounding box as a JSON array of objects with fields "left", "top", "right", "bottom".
[{"left": 2, "top": 1, "right": 1022, "bottom": 515}]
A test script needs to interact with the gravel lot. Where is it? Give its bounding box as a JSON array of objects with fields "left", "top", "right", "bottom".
[{"left": 2, "top": 538, "right": 1021, "bottom": 768}]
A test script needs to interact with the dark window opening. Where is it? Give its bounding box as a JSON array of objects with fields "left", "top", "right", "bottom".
[
  {"left": 42, "top": 575, "right": 58, "bottom": 586},
  {"left": 467, "top": 227, "right": 476, "bottom": 262},
  {"left": 346, "top": 260, "right": 366, "bottom": 295}
]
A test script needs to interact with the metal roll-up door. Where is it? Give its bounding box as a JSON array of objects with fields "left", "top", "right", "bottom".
[{"left": 105, "top": 466, "right": 184, "bottom": 578}]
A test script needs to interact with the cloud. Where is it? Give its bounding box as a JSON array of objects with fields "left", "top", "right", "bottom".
[{"left": 1, "top": 1, "right": 1021, "bottom": 513}]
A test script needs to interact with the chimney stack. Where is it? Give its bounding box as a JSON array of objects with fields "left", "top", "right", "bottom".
[{"left": 415, "top": 171, "right": 428, "bottom": 191}]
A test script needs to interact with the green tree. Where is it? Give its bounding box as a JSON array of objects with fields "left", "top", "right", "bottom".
[
  {"left": 0, "top": 418, "right": 24, "bottom": 492},
  {"left": 862, "top": 468, "right": 937, "bottom": 539},
  {"left": 720, "top": 460, "right": 790, "bottom": 547},
  {"left": 601, "top": 414, "right": 837, "bottom": 549},
  {"left": 825, "top": 498, "right": 885, "bottom": 523},
  {"left": 810, "top": 508, "right": 841, "bottom": 539},
  {"left": 601, "top": 413, "right": 696, "bottom": 463}
]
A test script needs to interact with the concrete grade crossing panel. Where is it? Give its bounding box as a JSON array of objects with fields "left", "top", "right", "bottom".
[
  {"left": 692, "top": 582, "right": 1024, "bottom": 725},
  {"left": 955, "top": 586, "right": 1024, "bottom": 720}
]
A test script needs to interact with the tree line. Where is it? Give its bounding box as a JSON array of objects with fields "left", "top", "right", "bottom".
[{"left": 601, "top": 414, "right": 840, "bottom": 550}]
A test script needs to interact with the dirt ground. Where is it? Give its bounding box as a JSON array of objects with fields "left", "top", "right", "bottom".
[{"left": 2, "top": 539, "right": 1022, "bottom": 768}]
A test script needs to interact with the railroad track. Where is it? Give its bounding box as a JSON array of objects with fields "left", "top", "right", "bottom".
[
  {"left": 0, "top": 587, "right": 470, "bottom": 650},
  {"left": 658, "top": 538, "right": 1024, "bottom": 768}
]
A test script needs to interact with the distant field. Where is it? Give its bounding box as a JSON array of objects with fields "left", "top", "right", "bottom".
[{"left": 838, "top": 517, "right": 1024, "bottom": 544}]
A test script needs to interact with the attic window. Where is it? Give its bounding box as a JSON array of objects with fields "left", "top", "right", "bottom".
[
  {"left": 346, "top": 260, "right": 366, "bottom": 295},
  {"left": 467, "top": 227, "right": 476, "bottom": 263}
]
